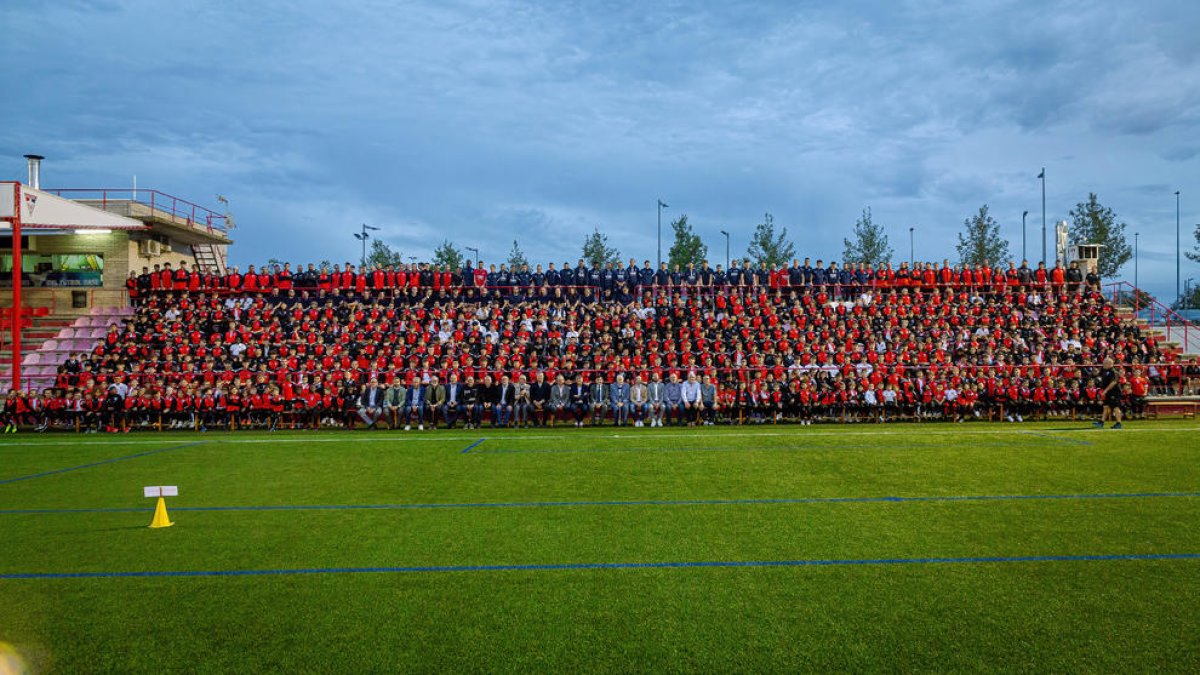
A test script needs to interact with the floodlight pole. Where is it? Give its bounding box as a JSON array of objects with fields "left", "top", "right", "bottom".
[
  {"left": 1039, "top": 168, "right": 1046, "bottom": 267},
  {"left": 1176, "top": 191, "right": 1181, "bottom": 306},
  {"left": 909, "top": 227, "right": 915, "bottom": 265},
  {"left": 355, "top": 223, "right": 380, "bottom": 268},
  {"left": 657, "top": 199, "right": 668, "bottom": 268},
  {"left": 465, "top": 246, "right": 479, "bottom": 267},
  {"left": 1134, "top": 232, "right": 1140, "bottom": 310},
  {"left": 1022, "top": 210, "right": 1028, "bottom": 262},
  {"left": 720, "top": 230, "right": 730, "bottom": 269}
]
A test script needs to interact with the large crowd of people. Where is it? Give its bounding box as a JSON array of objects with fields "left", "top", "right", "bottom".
[{"left": 2, "top": 255, "right": 1191, "bottom": 434}]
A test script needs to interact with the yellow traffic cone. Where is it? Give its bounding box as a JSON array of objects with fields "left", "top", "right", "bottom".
[{"left": 149, "top": 496, "right": 174, "bottom": 528}]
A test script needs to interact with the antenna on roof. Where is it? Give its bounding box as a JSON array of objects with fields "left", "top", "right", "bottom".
[{"left": 217, "top": 195, "right": 236, "bottom": 229}]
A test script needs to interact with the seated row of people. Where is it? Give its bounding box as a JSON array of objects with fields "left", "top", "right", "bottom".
[{"left": 3, "top": 362, "right": 1154, "bottom": 433}]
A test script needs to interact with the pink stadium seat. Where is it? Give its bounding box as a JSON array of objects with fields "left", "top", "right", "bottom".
[
  {"left": 57, "top": 327, "right": 75, "bottom": 339},
  {"left": 73, "top": 316, "right": 90, "bottom": 327},
  {"left": 23, "top": 353, "right": 41, "bottom": 366},
  {"left": 41, "top": 339, "right": 57, "bottom": 351}
]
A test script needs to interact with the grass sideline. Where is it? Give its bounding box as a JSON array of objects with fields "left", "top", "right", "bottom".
[{"left": 1, "top": 421, "right": 1198, "bottom": 672}]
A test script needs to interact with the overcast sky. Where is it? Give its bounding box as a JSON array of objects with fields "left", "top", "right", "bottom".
[{"left": 2, "top": 0, "right": 1197, "bottom": 299}]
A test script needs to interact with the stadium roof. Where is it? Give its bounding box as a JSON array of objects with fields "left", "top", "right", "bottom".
[{"left": 0, "top": 182, "right": 145, "bottom": 233}]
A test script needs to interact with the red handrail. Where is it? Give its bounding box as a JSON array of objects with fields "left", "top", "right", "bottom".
[
  {"left": 45, "top": 188, "right": 228, "bottom": 234},
  {"left": 1104, "top": 281, "right": 1195, "bottom": 357}
]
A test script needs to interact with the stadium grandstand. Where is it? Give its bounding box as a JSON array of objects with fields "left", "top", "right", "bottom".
[{"left": 2, "top": 157, "right": 1198, "bottom": 433}]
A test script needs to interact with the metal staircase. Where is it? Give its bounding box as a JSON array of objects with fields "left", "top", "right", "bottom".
[{"left": 193, "top": 243, "right": 226, "bottom": 275}]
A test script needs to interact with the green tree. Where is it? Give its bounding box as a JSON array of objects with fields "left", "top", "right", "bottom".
[
  {"left": 1186, "top": 224, "right": 1200, "bottom": 263},
  {"left": 1174, "top": 285, "right": 1200, "bottom": 311},
  {"left": 506, "top": 240, "right": 529, "bottom": 269},
  {"left": 367, "top": 239, "right": 404, "bottom": 268},
  {"left": 956, "top": 204, "right": 1011, "bottom": 266},
  {"left": 745, "top": 212, "right": 794, "bottom": 268},
  {"left": 667, "top": 214, "right": 708, "bottom": 268},
  {"left": 842, "top": 207, "right": 893, "bottom": 265},
  {"left": 431, "top": 239, "right": 464, "bottom": 270},
  {"left": 581, "top": 227, "right": 622, "bottom": 267},
  {"left": 1068, "top": 193, "right": 1131, "bottom": 278}
]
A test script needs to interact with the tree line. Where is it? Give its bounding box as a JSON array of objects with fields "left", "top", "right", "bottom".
[{"left": 344, "top": 193, "right": 1141, "bottom": 280}]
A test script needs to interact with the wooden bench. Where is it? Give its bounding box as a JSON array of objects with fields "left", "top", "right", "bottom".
[{"left": 1146, "top": 398, "right": 1200, "bottom": 419}]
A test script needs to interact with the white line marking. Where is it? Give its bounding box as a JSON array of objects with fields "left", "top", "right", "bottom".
[{"left": 0, "top": 426, "right": 1198, "bottom": 448}]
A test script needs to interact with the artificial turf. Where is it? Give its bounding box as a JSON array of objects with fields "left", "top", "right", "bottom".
[{"left": 1, "top": 421, "right": 1198, "bottom": 672}]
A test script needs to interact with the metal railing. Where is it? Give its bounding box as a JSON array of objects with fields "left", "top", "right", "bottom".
[
  {"left": 46, "top": 188, "right": 228, "bottom": 235},
  {"left": 1105, "top": 281, "right": 1195, "bottom": 356}
]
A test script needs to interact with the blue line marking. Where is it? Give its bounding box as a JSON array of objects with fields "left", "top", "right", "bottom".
[
  {"left": 0, "top": 441, "right": 208, "bottom": 486},
  {"left": 1020, "top": 431, "right": 1094, "bottom": 446},
  {"left": 460, "top": 438, "right": 486, "bottom": 454},
  {"left": 2, "top": 491, "right": 1196, "bottom": 515},
  {"left": 2, "top": 552, "right": 1197, "bottom": 580}
]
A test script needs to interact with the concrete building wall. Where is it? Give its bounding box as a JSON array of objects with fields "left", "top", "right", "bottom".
[{"left": 2, "top": 231, "right": 199, "bottom": 311}]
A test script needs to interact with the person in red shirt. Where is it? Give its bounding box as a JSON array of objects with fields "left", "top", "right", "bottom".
[
  {"left": 158, "top": 263, "right": 175, "bottom": 292},
  {"left": 243, "top": 265, "right": 260, "bottom": 292},
  {"left": 173, "top": 264, "right": 189, "bottom": 291},
  {"left": 1129, "top": 367, "right": 1149, "bottom": 417},
  {"left": 276, "top": 264, "right": 293, "bottom": 290},
  {"left": 256, "top": 267, "right": 272, "bottom": 293}
]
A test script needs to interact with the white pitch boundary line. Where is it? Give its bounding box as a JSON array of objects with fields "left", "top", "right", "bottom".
[{"left": 0, "top": 426, "right": 1198, "bottom": 448}]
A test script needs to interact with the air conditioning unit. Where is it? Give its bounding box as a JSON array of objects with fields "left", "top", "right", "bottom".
[{"left": 139, "top": 240, "right": 163, "bottom": 257}]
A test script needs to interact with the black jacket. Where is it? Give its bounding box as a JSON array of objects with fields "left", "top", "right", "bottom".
[{"left": 530, "top": 382, "right": 551, "bottom": 403}]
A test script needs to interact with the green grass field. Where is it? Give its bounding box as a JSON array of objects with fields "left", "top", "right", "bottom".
[{"left": 2, "top": 421, "right": 1198, "bottom": 673}]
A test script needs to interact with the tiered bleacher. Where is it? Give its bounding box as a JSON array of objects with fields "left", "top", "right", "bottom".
[{"left": 3, "top": 257, "right": 1195, "bottom": 433}]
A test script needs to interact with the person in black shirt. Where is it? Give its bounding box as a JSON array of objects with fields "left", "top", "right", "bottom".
[
  {"left": 727, "top": 263, "right": 743, "bottom": 286},
  {"left": 638, "top": 261, "right": 655, "bottom": 286},
  {"left": 789, "top": 262, "right": 804, "bottom": 286},
  {"left": 1096, "top": 358, "right": 1124, "bottom": 429},
  {"left": 1066, "top": 261, "right": 1083, "bottom": 294},
  {"left": 461, "top": 376, "right": 480, "bottom": 429},
  {"left": 655, "top": 262, "right": 670, "bottom": 286}
]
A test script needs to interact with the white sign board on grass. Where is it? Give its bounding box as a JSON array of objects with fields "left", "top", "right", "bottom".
[{"left": 143, "top": 486, "right": 178, "bottom": 498}]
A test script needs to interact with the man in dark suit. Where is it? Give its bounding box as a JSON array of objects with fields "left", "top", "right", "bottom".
[
  {"left": 403, "top": 380, "right": 426, "bottom": 430},
  {"left": 357, "top": 377, "right": 387, "bottom": 429},
  {"left": 494, "top": 374, "right": 516, "bottom": 428},
  {"left": 443, "top": 373, "right": 463, "bottom": 429},
  {"left": 529, "top": 372, "right": 552, "bottom": 427},
  {"left": 569, "top": 374, "right": 589, "bottom": 427}
]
